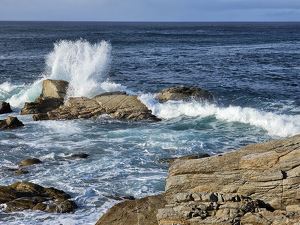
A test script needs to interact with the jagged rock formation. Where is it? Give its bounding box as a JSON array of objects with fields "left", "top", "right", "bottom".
[
  {"left": 0, "top": 181, "right": 77, "bottom": 213},
  {"left": 33, "top": 92, "right": 160, "bottom": 121},
  {"left": 97, "top": 134, "right": 300, "bottom": 224},
  {"left": 21, "top": 80, "right": 214, "bottom": 121},
  {"left": 0, "top": 102, "right": 13, "bottom": 114},
  {"left": 156, "top": 86, "right": 214, "bottom": 103},
  {"left": 21, "top": 79, "right": 68, "bottom": 115},
  {"left": 0, "top": 116, "right": 24, "bottom": 129}
]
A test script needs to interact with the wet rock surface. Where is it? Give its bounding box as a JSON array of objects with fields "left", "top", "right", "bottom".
[
  {"left": 0, "top": 181, "right": 77, "bottom": 213},
  {"left": 18, "top": 158, "right": 42, "bottom": 167},
  {"left": 0, "top": 102, "right": 13, "bottom": 114},
  {"left": 0, "top": 116, "right": 24, "bottom": 130},
  {"left": 156, "top": 86, "right": 214, "bottom": 103}
]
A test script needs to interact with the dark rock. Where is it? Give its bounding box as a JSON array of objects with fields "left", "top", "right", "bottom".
[
  {"left": 0, "top": 102, "right": 13, "bottom": 114},
  {"left": 18, "top": 158, "right": 42, "bottom": 167},
  {"left": 0, "top": 181, "right": 77, "bottom": 213},
  {"left": 105, "top": 195, "right": 135, "bottom": 201},
  {"left": 0, "top": 116, "right": 24, "bottom": 130},
  {"left": 70, "top": 153, "right": 89, "bottom": 159},
  {"left": 156, "top": 86, "right": 214, "bottom": 103},
  {"left": 158, "top": 153, "right": 210, "bottom": 163}
]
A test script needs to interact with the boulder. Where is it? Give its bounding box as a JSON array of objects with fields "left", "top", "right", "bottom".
[
  {"left": 18, "top": 158, "right": 42, "bottom": 167},
  {"left": 156, "top": 86, "right": 214, "bottom": 103},
  {"left": 42, "top": 79, "right": 69, "bottom": 99},
  {"left": 0, "top": 102, "right": 13, "bottom": 114},
  {"left": 96, "top": 194, "right": 167, "bottom": 225},
  {"left": 0, "top": 181, "right": 77, "bottom": 213},
  {"left": 0, "top": 116, "right": 24, "bottom": 129}
]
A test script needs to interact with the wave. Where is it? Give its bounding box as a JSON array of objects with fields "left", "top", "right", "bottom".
[
  {"left": 138, "top": 93, "right": 300, "bottom": 138},
  {"left": 3, "top": 40, "right": 127, "bottom": 108}
]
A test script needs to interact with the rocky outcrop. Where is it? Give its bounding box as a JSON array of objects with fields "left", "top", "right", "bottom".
[
  {"left": 96, "top": 194, "right": 167, "bottom": 225},
  {"left": 156, "top": 86, "right": 214, "bottom": 103},
  {"left": 0, "top": 102, "right": 13, "bottom": 114},
  {"left": 0, "top": 181, "right": 77, "bottom": 213},
  {"left": 33, "top": 92, "right": 159, "bottom": 121},
  {"left": 21, "top": 79, "right": 68, "bottom": 115},
  {"left": 0, "top": 116, "right": 24, "bottom": 129},
  {"left": 97, "top": 134, "right": 300, "bottom": 224}
]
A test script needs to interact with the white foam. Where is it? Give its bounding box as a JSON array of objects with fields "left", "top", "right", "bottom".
[
  {"left": 44, "top": 39, "right": 113, "bottom": 100},
  {"left": 5, "top": 40, "right": 130, "bottom": 108},
  {"left": 138, "top": 93, "right": 300, "bottom": 138}
]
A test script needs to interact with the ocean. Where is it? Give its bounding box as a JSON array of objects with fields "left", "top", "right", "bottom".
[{"left": 0, "top": 22, "right": 299, "bottom": 224}]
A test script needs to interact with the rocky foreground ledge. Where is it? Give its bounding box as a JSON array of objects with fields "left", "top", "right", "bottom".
[
  {"left": 21, "top": 79, "right": 214, "bottom": 121},
  {"left": 96, "top": 134, "right": 300, "bottom": 225}
]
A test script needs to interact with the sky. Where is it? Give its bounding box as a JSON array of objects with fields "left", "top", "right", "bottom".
[{"left": 0, "top": 0, "right": 300, "bottom": 22}]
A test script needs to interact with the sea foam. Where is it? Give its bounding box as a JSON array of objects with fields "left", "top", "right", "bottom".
[
  {"left": 4, "top": 40, "right": 127, "bottom": 108},
  {"left": 139, "top": 93, "right": 300, "bottom": 138}
]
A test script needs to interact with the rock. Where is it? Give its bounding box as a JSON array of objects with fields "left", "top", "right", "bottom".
[
  {"left": 21, "top": 79, "right": 68, "bottom": 115},
  {"left": 0, "top": 116, "right": 24, "bottom": 129},
  {"left": 93, "top": 92, "right": 159, "bottom": 121},
  {"left": 96, "top": 194, "right": 167, "bottom": 225},
  {"left": 156, "top": 86, "right": 214, "bottom": 103},
  {"left": 105, "top": 195, "right": 135, "bottom": 201},
  {"left": 97, "top": 134, "right": 300, "bottom": 224},
  {"left": 158, "top": 153, "right": 210, "bottom": 163},
  {"left": 0, "top": 102, "right": 13, "bottom": 114},
  {"left": 18, "top": 158, "right": 42, "bottom": 167},
  {"left": 0, "top": 181, "right": 77, "bottom": 213},
  {"left": 42, "top": 79, "right": 69, "bottom": 99},
  {"left": 70, "top": 153, "right": 89, "bottom": 159},
  {"left": 33, "top": 93, "right": 160, "bottom": 121},
  {"left": 21, "top": 97, "right": 64, "bottom": 115}
]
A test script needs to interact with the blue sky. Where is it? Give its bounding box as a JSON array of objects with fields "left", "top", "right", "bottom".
[{"left": 0, "top": 0, "right": 299, "bottom": 21}]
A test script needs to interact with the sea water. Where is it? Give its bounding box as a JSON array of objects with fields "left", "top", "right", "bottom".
[{"left": 0, "top": 22, "right": 300, "bottom": 224}]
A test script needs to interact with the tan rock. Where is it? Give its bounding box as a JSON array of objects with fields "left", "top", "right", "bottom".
[
  {"left": 156, "top": 86, "right": 214, "bottom": 103},
  {"left": 42, "top": 79, "right": 69, "bottom": 99}
]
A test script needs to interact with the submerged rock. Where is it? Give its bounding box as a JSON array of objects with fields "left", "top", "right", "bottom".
[
  {"left": 158, "top": 153, "right": 210, "bottom": 163},
  {"left": 18, "top": 158, "right": 42, "bottom": 167},
  {"left": 156, "top": 86, "right": 214, "bottom": 103},
  {"left": 0, "top": 116, "right": 24, "bottom": 130},
  {"left": 0, "top": 181, "right": 77, "bottom": 213},
  {"left": 0, "top": 102, "right": 13, "bottom": 114}
]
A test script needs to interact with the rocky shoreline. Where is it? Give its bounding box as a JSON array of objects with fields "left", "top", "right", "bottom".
[
  {"left": 1, "top": 79, "right": 300, "bottom": 224},
  {"left": 96, "top": 134, "right": 300, "bottom": 225}
]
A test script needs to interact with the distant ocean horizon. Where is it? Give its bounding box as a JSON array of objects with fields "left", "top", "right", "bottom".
[{"left": 0, "top": 21, "right": 299, "bottom": 224}]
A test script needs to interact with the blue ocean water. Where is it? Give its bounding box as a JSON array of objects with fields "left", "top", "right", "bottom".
[{"left": 0, "top": 22, "right": 300, "bottom": 224}]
